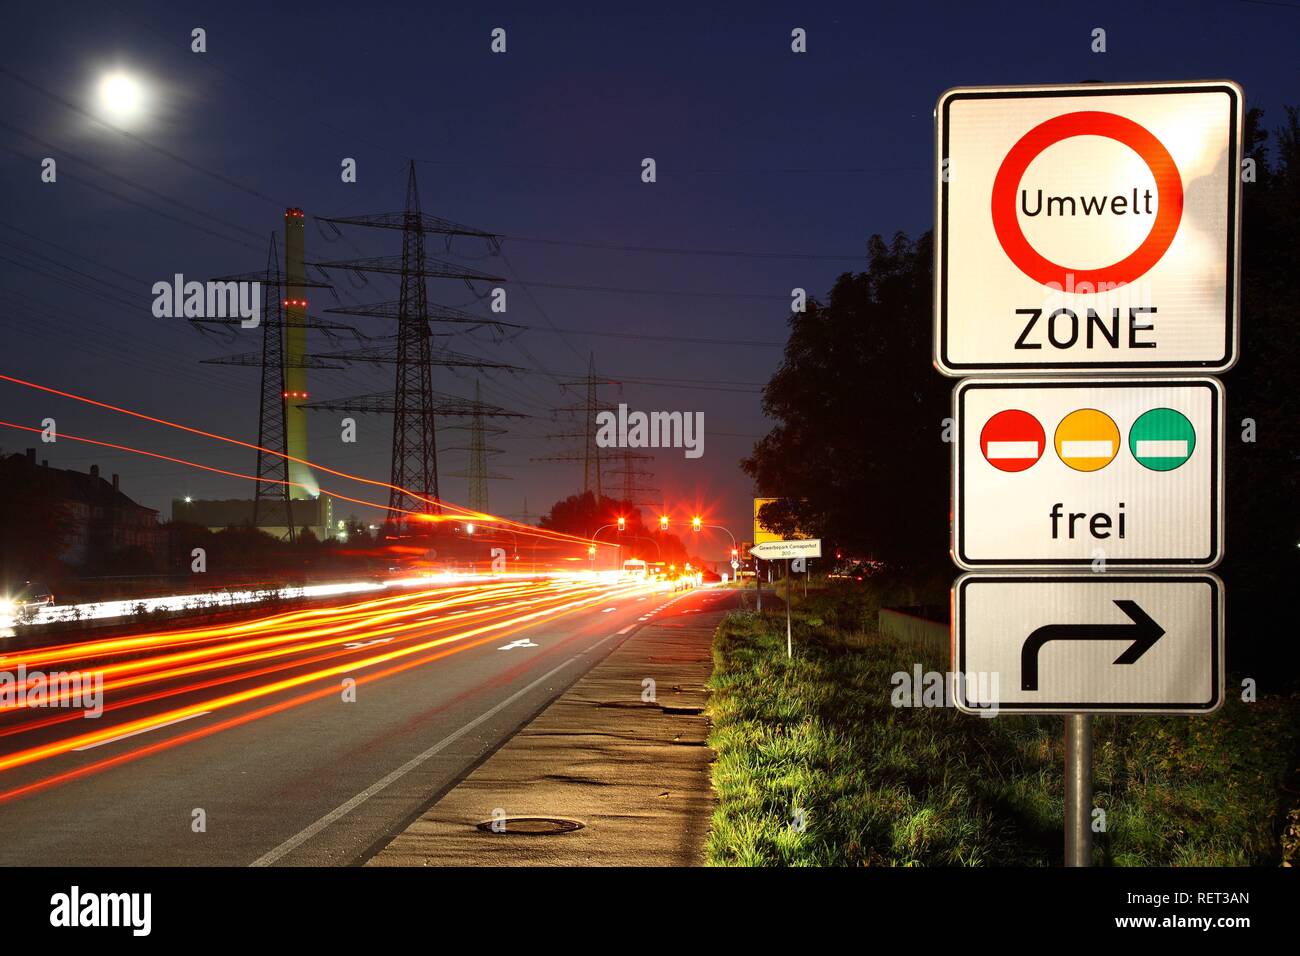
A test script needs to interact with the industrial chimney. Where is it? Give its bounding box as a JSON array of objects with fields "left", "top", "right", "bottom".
[{"left": 283, "top": 207, "right": 316, "bottom": 498}]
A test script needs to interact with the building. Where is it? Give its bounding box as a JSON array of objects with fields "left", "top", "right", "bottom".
[
  {"left": 171, "top": 495, "right": 335, "bottom": 542},
  {"left": 7, "top": 449, "right": 163, "bottom": 567}
]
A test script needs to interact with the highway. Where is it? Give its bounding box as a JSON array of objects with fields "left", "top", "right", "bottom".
[{"left": 0, "top": 575, "right": 713, "bottom": 865}]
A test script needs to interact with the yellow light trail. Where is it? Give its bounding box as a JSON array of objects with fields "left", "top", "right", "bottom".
[{"left": 0, "top": 577, "right": 647, "bottom": 780}]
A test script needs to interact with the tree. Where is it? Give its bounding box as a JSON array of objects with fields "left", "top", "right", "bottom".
[
  {"left": 539, "top": 491, "right": 689, "bottom": 563},
  {"left": 1223, "top": 105, "right": 1300, "bottom": 681},
  {"left": 742, "top": 232, "right": 949, "bottom": 569}
]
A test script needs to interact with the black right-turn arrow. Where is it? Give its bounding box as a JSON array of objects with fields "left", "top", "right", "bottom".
[{"left": 1020, "top": 599, "right": 1165, "bottom": 691}]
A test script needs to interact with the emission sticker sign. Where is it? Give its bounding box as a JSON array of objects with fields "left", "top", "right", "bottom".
[
  {"left": 935, "top": 81, "right": 1242, "bottom": 375},
  {"left": 954, "top": 377, "right": 1223, "bottom": 568}
]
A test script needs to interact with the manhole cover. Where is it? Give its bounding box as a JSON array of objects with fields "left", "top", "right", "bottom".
[{"left": 475, "top": 816, "right": 585, "bottom": 835}]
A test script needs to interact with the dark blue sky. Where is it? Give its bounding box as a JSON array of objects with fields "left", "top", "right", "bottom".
[{"left": 0, "top": 0, "right": 1295, "bottom": 551}]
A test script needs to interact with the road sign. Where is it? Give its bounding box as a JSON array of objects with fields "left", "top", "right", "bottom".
[
  {"left": 954, "top": 377, "right": 1222, "bottom": 568},
  {"left": 935, "top": 81, "right": 1242, "bottom": 375},
  {"left": 952, "top": 573, "right": 1223, "bottom": 714},
  {"left": 749, "top": 539, "right": 822, "bottom": 560},
  {"left": 753, "top": 497, "right": 782, "bottom": 545}
]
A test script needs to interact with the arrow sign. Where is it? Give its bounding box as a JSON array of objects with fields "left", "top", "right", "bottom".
[
  {"left": 1021, "top": 599, "right": 1165, "bottom": 691},
  {"left": 749, "top": 539, "right": 821, "bottom": 560},
  {"left": 954, "top": 574, "right": 1221, "bottom": 714}
]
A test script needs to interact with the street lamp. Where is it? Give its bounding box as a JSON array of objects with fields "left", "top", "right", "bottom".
[{"left": 592, "top": 521, "right": 627, "bottom": 571}]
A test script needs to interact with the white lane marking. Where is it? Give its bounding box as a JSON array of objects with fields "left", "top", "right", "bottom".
[
  {"left": 616, "top": 624, "right": 635, "bottom": 635},
  {"left": 636, "top": 597, "right": 647, "bottom": 602},
  {"left": 638, "top": 616, "right": 649, "bottom": 621},
  {"left": 344, "top": 637, "right": 394, "bottom": 649},
  {"left": 602, "top": 607, "right": 617, "bottom": 613},
  {"left": 250, "top": 653, "right": 584, "bottom": 867},
  {"left": 498, "top": 639, "right": 539, "bottom": 651},
  {"left": 74, "top": 712, "right": 211, "bottom": 751}
]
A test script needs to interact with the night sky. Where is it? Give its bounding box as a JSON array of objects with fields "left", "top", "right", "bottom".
[{"left": 1, "top": 0, "right": 1295, "bottom": 555}]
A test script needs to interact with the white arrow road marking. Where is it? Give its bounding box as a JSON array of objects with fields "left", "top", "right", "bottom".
[
  {"left": 498, "top": 639, "right": 539, "bottom": 651},
  {"left": 344, "top": 637, "right": 394, "bottom": 649},
  {"left": 74, "top": 712, "right": 211, "bottom": 751},
  {"left": 602, "top": 607, "right": 617, "bottom": 613}
]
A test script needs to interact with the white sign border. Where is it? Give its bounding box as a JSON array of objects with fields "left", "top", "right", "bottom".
[
  {"left": 933, "top": 79, "right": 1243, "bottom": 377},
  {"left": 952, "top": 571, "right": 1225, "bottom": 715},
  {"left": 951, "top": 376, "right": 1225, "bottom": 569}
]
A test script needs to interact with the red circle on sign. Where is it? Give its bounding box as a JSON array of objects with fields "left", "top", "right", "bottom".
[
  {"left": 990, "top": 111, "right": 1184, "bottom": 288},
  {"left": 980, "top": 409, "right": 1046, "bottom": 473}
]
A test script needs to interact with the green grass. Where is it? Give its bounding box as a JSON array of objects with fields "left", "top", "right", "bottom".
[{"left": 705, "top": 579, "right": 1300, "bottom": 867}]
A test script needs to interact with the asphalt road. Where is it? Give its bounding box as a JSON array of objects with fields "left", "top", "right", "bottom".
[{"left": 0, "top": 577, "right": 716, "bottom": 865}]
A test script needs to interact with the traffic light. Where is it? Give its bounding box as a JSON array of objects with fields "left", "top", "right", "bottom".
[
  {"left": 731, "top": 548, "right": 739, "bottom": 557},
  {"left": 691, "top": 516, "right": 702, "bottom": 532},
  {"left": 617, "top": 516, "right": 626, "bottom": 532},
  {"left": 659, "top": 515, "right": 669, "bottom": 531},
  {"left": 587, "top": 545, "right": 596, "bottom": 557}
]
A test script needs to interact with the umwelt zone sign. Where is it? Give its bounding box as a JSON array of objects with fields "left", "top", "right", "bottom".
[{"left": 934, "top": 81, "right": 1243, "bottom": 375}]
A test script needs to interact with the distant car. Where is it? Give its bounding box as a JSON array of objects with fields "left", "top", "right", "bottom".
[{"left": 1, "top": 581, "right": 54, "bottom": 614}]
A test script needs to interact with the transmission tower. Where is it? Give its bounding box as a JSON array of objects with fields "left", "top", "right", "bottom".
[
  {"left": 311, "top": 161, "right": 508, "bottom": 533},
  {"left": 604, "top": 448, "right": 660, "bottom": 510},
  {"left": 441, "top": 381, "right": 514, "bottom": 512},
  {"left": 532, "top": 352, "right": 621, "bottom": 498}
]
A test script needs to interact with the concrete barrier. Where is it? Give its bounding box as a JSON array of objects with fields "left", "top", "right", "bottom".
[{"left": 879, "top": 606, "right": 949, "bottom": 656}]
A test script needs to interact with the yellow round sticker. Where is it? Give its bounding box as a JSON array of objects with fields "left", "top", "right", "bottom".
[{"left": 1054, "top": 408, "right": 1120, "bottom": 472}]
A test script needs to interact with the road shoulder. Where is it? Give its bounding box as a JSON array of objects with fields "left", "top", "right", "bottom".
[{"left": 366, "top": 589, "right": 731, "bottom": 866}]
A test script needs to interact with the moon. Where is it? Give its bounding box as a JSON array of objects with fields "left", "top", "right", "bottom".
[{"left": 96, "top": 71, "right": 146, "bottom": 124}]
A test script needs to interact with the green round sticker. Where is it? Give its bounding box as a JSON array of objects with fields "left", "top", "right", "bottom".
[{"left": 1129, "top": 408, "right": 1195, "bottom": 472}]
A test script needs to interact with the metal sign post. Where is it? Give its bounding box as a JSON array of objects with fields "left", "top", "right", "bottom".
[
  {"left": 1064, "top": 714, "right": 1093, "bottom": 867},
  {"left": 785, "top": 558, "right": 793, "bottom": 658}
]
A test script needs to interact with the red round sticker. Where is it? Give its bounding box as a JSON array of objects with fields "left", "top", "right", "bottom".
[
  {"left": 991, "top": 111, "right": 1183, "bottom": 289},
  {"left": 980, "top": 409, "right": 1046, "bottom": 473}
]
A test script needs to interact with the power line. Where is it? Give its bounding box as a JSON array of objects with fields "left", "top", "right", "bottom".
[{"left": 503, "top": 235, "right": 863, "bottom": 262}]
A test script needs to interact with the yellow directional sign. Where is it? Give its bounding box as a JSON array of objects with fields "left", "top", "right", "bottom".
[{"left": 753, "top": 497, "right": 782, "bottom": 545}]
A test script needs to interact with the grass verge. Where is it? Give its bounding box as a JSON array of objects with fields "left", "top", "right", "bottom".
[{"left": 706, "top": 577, "right": 1300, "bottom": 866}]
